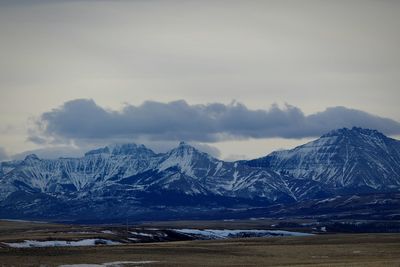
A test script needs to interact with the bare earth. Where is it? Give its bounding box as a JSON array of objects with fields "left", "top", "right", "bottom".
[{"left": 0, "top": 221, "right": 399, "bottom": 267}]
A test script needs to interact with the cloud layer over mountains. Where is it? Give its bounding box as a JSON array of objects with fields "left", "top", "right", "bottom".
[{"left": 29, "top": 99, "right": 400, "bottom": 145}]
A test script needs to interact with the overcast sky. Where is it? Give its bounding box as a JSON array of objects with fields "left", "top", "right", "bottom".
[{"left": 1, "top": 0, "right": 399, "bottom": 161}]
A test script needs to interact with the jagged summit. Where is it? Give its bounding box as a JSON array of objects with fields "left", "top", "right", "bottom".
[
  {"left": 174, "top": 141, "right": 197, "bottom": 150},
  {"left": 84, "top": 147, "right": 110, "bottom": 156},
  {"left": 109, "top": 143, "right": 155, "bottom": 156},
  {"left": 164, "top": 141, "right": 210, "bottom": 160},
  {"left": 175, "top": 141, "right": 198, "bottom": 151},
  {"left": 321, "top": 127, "right": 386, "bottom": 139},
  {"left": 23, "top": 154, "right": 40, "bottom": 161},
  {"left": 84, "top": 143, "right": 156, "bottom": 157},
  {"left": 178, "top": 141, "right": 187, "bottom": 146},
  {"left": 158, "top": 141, "right": 211, "bottom": 175}
]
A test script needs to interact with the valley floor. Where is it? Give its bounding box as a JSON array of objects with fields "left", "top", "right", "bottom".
[
  {"left": 0, "top": 220, "right": 399, "bottom": 266},
  {"left": 0, "top": 233, "right": 399, "bottom": 266}
]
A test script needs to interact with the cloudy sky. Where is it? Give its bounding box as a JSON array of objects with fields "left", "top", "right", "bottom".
[{"left": 1, "top": 0, "right": 400, "bottom": 161}]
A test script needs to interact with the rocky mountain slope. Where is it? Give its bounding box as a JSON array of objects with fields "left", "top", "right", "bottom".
[{"left": 246, "top": 127, "right": 400, "bottom": 193}]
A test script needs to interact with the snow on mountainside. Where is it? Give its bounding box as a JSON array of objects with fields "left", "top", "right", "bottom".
[
  {"left": 246, "top": 127, "right": 400, "bottom": 191},
  {"left": 0, "top": 144, "right": 160, "bottom": 201},
  {"left": 0, "top": 141, "right": 297, "bottom": 203},
  {"left": 154, "top": 142, "right": 294, "bottom": 199},
  {"left": 0, "top": 127, "right": 399, "bottom": 220}
]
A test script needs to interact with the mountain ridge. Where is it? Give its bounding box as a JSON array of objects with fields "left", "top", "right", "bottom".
[{"left": 1, "top": 127, "right": 399, "bottom": 221}]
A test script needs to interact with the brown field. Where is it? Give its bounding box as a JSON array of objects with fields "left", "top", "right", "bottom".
[
  {"left": 0, "top": 220, "right": 399, "bottom": 266},
  {"left": 0, "top": 220, "right": 121, "bottom": 243}
]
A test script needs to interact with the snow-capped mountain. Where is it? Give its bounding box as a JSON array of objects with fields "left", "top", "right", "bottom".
[
  {"left": 246, "top": 127, "right": 400, "bottom": 192},
  {"left": 0, "top": 127, "right": 399, "bottom": 221},
  {"left": 0, "top": 143, "right": 160, "bottom": 201},
  {"left": 0, "top": 142, "right": 296, "bottom": 203},
  {"left": 154, "top": 141, "right": 297, "bottom": 200}
]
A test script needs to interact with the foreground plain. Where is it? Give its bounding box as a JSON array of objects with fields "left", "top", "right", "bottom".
[{"left": 0, "top": 228, "right": 400, "bottom": 266}]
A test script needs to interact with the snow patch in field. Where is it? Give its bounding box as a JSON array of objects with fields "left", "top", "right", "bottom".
[
  {"left": 3, "top": 239, "right": 120, "bottom": 248},
  {"left": 101, "top": 230, "right": 115, "bottom": 234},
  {"left": 130, "top": 231, "right": 154, "bottom": 237},
  {"left": 173, "top": 229, "right": 313, "bottom": 239}
]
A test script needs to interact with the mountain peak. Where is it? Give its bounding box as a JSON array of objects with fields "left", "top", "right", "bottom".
[
  {"left": 174, "top": 141, "right": 197, "bottom": 151},
  {"left": 84, "top": 143, "right": 155, "bottom": 157},
  {"left": 158, "top": 142, "right": 209, "bottom": 174},
  {"left": 179, "top": 141, "right": 187, "bottom": 146},
  {"left": 24, "top": 154, "right": 40, "bottom": 161},
  {"left": 169, "top": 142, "right": 205, "bottom": 159},
  {"left": 322, "top": 127, "right": 385, "bottom": 139},
  {"left": 84, "top": 147, "right": 110, "bottom": 156},
  {"left": 110, "top": 143, "right": 155, "bottom": 156}
]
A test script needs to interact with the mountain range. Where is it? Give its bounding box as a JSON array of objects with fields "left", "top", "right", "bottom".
[{"left": 1, "top": 127, "right": 399, "bottom": 222}]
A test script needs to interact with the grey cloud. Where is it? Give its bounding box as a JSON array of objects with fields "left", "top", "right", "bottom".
[
  {"left": 27, "top": 134, "right": 48, "bottom": 145},
  {"left": 30, "top": 99, "right": 400, "bottom": 144}
]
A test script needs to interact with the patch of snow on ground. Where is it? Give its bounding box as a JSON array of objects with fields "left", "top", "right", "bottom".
[
  {"left": 130, "top": 231, "right": 153, "bottom": 237},
  {"left": 101, "top": 230, "right": 115, "bottom": 234},
  {"left": 4, "top": 239, "right": 120, "bottom": 248},
  {"left": 173, "top": 229, "right": 313, "bottom": 239}
]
